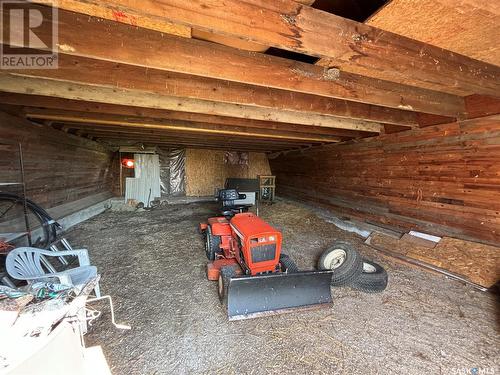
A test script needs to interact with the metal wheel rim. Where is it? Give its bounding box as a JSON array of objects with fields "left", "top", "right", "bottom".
[
  {"left": 363, "top": 262, "right": 377, "bottom": 273},
  {"left": 323, "top": 249, "right": 347, "bottom": 269}
]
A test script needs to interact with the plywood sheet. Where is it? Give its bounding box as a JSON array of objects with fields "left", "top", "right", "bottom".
[
  {"left": 368, "top": 232, "right": 500, "bottom": 288},
  {"left": 407, "top": 237, "right": 500, "bottom": 288},
  {"left": 185, "top": 149, "right": 271, "bottom": 196},
  {"left": 400, "top": 233, "right": 437, "bottom": 248},
  {"left": 367, "top": 0, "right": 500, "bottom": 66}
]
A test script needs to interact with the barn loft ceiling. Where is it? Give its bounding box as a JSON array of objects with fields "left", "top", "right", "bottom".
[{"left": 0, "top": 0, "right": 498, "bottom": 152}]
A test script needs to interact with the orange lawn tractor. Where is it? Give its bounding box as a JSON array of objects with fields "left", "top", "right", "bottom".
[{"left": 199, "top": 189, "right": 334, "bottom": 320}]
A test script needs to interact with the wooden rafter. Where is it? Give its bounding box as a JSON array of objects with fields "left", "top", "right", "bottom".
[
  {"left": 464, "top": 95, "right": 500, "bottom": 119},
  {"left": 44, "top": 123, "right": 317, "bottom": 151},
  {"left": 60, "top": 128, "right": 322, "bottom": 147},
  {"left": 0, "top": 95, "right": 374, "bottom": 138},
  {"left": 32, "top": 0, "right": 500, "bottom": 97},
  {"left": 4, "top": 54, "right": 420, "bottom": 127},
  {"left": 0, "top": 74, "right": 383, "bottom": 132},
  {"left": 75, "top": 131, "right": 317, "bottom": 149},
  {"left": 94, "top": 138, "right": 297, "bottom": 152},
  {"left": 0, "top": 6, "right": 465, "bottom": 116},
  {"left": 84, "top": 134, "right": 303, "bottom": 151},
  {"left": 25, "top": 110, "right": 343, "bottom": 143}
]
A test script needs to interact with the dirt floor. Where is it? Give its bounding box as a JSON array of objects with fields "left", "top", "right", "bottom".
[{"left": 67, "top": 199, "right": 499, "bottom": 375}]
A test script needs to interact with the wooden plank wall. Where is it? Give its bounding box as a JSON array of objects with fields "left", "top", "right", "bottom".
[
  {"left": 270, "top": 120, "right": 500, "bottom": 244},
  {"left": 186, "top": 149, "right": 271, "bottom": 196},
  {"left": 0, "top": 111, "right": 114, "bottom": 210}
]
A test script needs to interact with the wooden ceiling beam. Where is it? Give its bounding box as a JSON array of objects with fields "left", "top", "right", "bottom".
[
  {"left": 0, "top": 73, "right": 382, "bottom": 133},
  {"left": 35, "top": 0, "right": 500, "bottom": 97},
  {"left": 35, "top": 0, "right": 190, "bottom": 37},
  {"left": 77, "top": 135, "right": 308, "bottom": 151},
  {"left": 26, "top": 110, "right": 342, "bottom": 142},
  {"left": 0, "top": 95, "right": 377, "bottom": 138},
  {"left": 58, "top": 125, "right": 332, "bottom": 144},
  {"left": 1, "top": 6, "right": 464, "bottom": 116},
  {"left": 82, "top": 132, "right": 314, "bottom": 149},
  {"left": 60, "top": 126, "right": 319, "bottom": 145},
  {"left": 463, "top": 95, "right": 500, "bottom": 119},
  {"left": 95, "top": 138, "right": 287, "bottom": 152},
  {"left": 90, "top": 134, "right": 292, "bottom": 151},
  {"left": 6, "top": 53, "right": 419, "bottom": 127},
  {"left": 77, "top": 137, "right": 318, "bottom": 152},
  {"left": 416, "top": 113, "right": 457, "bottom": 128}
]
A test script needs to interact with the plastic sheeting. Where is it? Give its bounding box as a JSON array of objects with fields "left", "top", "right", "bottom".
[
  {"left": 158, "top": 149, "right": 170, "bottom": 196},
  {"left": 169, "top": 149, "right": 185, "bottom": 196},
  {"left": 158, "top": 148, "right": 186, "bottom": 196}
]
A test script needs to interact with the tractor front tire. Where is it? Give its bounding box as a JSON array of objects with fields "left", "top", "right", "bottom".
[
  {"left": 280, "top": 253, "right": 299, "bottom": 273},
  {"left": 205, "top": 225, "right": 221, "bottom": 261},
  {"left": 218, "top": 266, "right": 236, "bottom": 306},
  {"left": 318, "top": 241, "right": 363, "bottom": 286},
  {"left": 351, "top": 259, "right": 388, "bottom": 293}
]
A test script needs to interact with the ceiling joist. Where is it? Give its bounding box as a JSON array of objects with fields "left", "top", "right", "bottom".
[
  {"left": 30, "top": 0, "right": 500, "bottom": 97},
  {"left": 0, "top": 6, "right": 465, "bottom": 116},
  {"left": 0, "top": 73, "right": 383, "bottom": 133},
  {"left": 26, "top": 110, "right": 342, "bottom": 143},
  {"left": 5, "top": 54, "right": 420, "bottom": 127},
  {"left": 0, "top": 94, "right": 373, "bottom": 138}
]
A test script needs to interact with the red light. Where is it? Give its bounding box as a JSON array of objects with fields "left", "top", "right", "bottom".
[{"left": 122, "top": 158, "right": 135, "bottom": 168}]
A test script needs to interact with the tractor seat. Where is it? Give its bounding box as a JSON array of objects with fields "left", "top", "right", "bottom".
[
  {"left": 221, "top": 205, "right": 250, "bottom": 217},
  {"left": 217, "top": 189, "right": 251, "bottom": 217}
]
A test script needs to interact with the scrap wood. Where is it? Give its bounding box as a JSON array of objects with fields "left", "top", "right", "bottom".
[
  {"left": 365, "top": 233, "right": 496, "bottom": 290},
  {"left": 407, "top": 237, "right": 500, "bottom": 288},
  {"left": 400, "top": 233, "right": 437, "bottom": 249},
  {"left": 0, "top": 293, "right": 33, "bottom": 311},
  {"left": 366, "top": 239, "right": 488, "bottom": 291}
]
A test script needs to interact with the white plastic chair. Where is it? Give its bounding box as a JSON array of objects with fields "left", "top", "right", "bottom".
[{"left": 6, "top": 247, "right": 101, "bottom": 297}]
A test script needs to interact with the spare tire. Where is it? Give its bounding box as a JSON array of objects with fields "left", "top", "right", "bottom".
[
  {"left": 318, "top": 241, "right": 363, "bottom": 286},
  {"left": 351, "top": 259, "right": 388, "bottom": 293}
]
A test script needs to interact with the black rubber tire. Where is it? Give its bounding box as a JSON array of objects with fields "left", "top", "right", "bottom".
[
  {"left": 218, "top": 266, "right": 237, "bottom": 306},
  {"left": 317, "top": 241, "right": 363, "bottom": 286},
  {"left": 205, "top": 225, "right": 221, "bottom": 261},
  {"left": 280, "top": 253, "right": 299, "bottom": 273},
  {"left": 0, "top": 193, "right": 59, "bottom": 249},
  {"left": 351, "top": 259, "right": 388, "bottom": 293}
]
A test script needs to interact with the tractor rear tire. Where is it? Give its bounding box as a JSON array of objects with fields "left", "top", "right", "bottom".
[
  {"left": 280, "top": 253, "right": 299, "bottom": 273},
  {"left": 350, "top": 259, "right": 388, "bottom": 293},
  {"left": 205, "top": 225, "right": 221, "bottom": 261},
  {"left": 318, "top": 241, "right": 363, "bottom": 286},
  {"left": 218, "top": 266, "right": 236, "bottom": 306}
]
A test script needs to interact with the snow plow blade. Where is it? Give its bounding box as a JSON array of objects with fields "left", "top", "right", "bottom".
[{"left": 226, "top": 270, "right": 333, "bottom": 320}]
